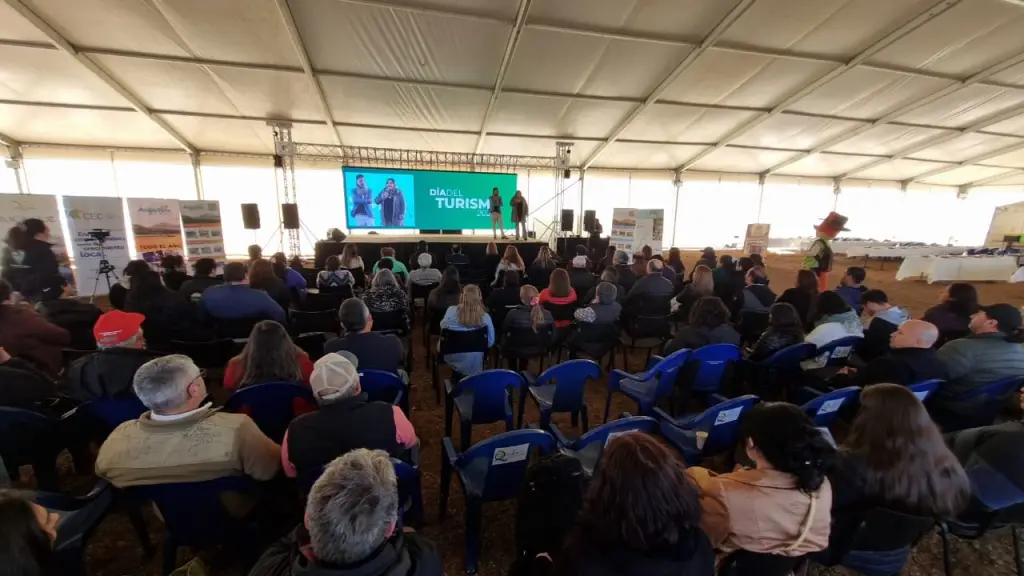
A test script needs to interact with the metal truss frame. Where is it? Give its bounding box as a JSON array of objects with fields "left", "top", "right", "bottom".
[{"left": 294, "top": 143, "right": 557, "bottom": 172}]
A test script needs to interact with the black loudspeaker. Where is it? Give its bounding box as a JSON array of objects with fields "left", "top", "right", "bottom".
[
  {"left": 241, "top": 203, "right": 260, "bottom": 230},
  {"left": 560, "top": 209, "right": 574, "bottom": 232},
  {"left": 583, "top": 210, "right": 596, "bottom": 233},
  {"left": 281, "top": 203, "right": 299, "bottom": 230}
]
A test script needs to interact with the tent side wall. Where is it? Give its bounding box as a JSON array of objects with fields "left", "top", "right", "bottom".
[{"left": 985, "top": 202, "right": 1024, "bottom": 247}]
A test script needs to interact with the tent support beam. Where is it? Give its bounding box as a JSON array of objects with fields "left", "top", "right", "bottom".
[{"left": 475, "top": 0, "right": 532, "bottom": 154}]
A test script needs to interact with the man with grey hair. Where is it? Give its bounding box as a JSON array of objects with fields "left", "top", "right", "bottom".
[
  {"left": 407, "top": 252, "right": 442, "bottom": 287},
  {"left": 612, "top": 249, "right": 637, "bottom": 293},
  {"left": 280, "top": 354, "right": 417, "bottom": 480},
  {"left": 250, "top": 449, "right": 442, "bottom": 576},
  {"left": 324, "top": 298, "right": 405, "bottom": 375},
  {"left": 574, "top": 281, "right": 622, "bottom": 325},
  {"left": 95, "top": 354, "right": 281, "bottom": 488},
  {"left": 623, "top": 257, "right": 673, "bottom": 310},
  {"left": 67, "top": 310, "right": 161, "bottom": 401}
]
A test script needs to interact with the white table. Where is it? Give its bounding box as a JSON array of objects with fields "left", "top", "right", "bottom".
[
  {"left": 847, "top": 246, "right": 969, "bottom": 259},
  {"left": 896, "top": 255, "right": 1020, "bottom": 283}
]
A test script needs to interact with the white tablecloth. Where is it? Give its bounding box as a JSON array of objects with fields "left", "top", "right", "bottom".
[
  {"left": 896, "top": 256, "right": 1020, "bottom": 283},
  {"left": 847, "top": 246, "right": 969, "bottom": 259}
]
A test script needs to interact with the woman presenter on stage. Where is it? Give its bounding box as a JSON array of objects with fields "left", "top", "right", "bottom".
[{"left": 510, "top": 190, "right": 528, "bottom": 240}]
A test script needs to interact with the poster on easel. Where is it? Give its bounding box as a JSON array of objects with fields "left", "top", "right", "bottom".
[
  {"left": 0, "top": 194, "right": 76, "bottom": 291},
  {"left": 126, "top": 199, "right": 185, "bottom": 268},
  {"left": 743, "top": 223, "right": 771, "bottom": 256},
  {"left": 64, "top": 196, "right": 131, "bottom": 297},
  {"left": 611, "top": 208, "right": 664, "bottom": 260},
  {"left": 180, "top": 200, "right": 225, "bottom": 270}
]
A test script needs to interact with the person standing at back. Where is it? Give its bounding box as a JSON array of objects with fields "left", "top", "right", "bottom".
[
  {"left": 0, "top": 219, "right": 66, "bottom": 302},
  {"left": 490, "top": 187, "right": 506, "bottom": 240}
]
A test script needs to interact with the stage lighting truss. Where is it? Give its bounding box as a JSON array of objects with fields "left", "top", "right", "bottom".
[{"left": 292, "top": 143, "right": 558, "bottom": 173}]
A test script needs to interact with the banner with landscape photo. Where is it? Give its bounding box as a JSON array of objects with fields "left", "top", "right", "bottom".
[
  {"left": 126, "top": 198, "right": 184, "bottom": 268},
  {"left": 180, "top": 200, "right": 226, "bottom": 270}
]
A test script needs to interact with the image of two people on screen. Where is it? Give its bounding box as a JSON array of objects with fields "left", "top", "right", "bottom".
[{"left": 349, "top": 174, "right": 408, "bottom": 227}]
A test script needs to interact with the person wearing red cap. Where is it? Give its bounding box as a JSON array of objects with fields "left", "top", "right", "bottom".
[
  {"left": 66, "top": 310, "right": 160, "bottom": 402},
  {"left": 803, "top": 212, "right": 849, "bottom": 293}
]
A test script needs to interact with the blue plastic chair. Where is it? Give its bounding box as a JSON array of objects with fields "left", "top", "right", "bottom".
[
  {"left": 31, "top": 480, "right": 115, "bottom": 576},
  {"left": 687, "top": 344, "right": 742, "bottom": 393},
  {"left": 0, "top": 407, "right": 63, "bottom": 491},
  {"left": 936, "top": 375, "right": 1024, "bottom": 432},
  {"left": 444, "top": 369, "right": 523, "bottom": 451},
  {"left": 549, "top": 415, "right": 658, "bottom": 476},
  {"left": 817, "top": 335, "right": 864, "bottom": 367},
  {"left": 439, "top": 429, "right": 555, "bottom": 574},
  {"left": 520, "top": 359, "right": 601, "bottom": 430},
  {"left": 656, "top": 395, "right": 760, "bottom": 465},
  {"left": 799, "top": 386, "right": 861, "bottom": 427},
  {"left": 604, "top": 348, "right": 692, "bottom": 422},
  {"left": 359, "top": 369, "right": 408, "bottom": 415},
  {"left": 82, "top": 396, "right": 147, "bottom": 436},
  {"left": 223, "top": 381, "right": 318, "bottom": 443},
  {"left": 908, "top": 379, "right": 943, "bottom": 403},
  {"left": 127, "top": 476, "right": 259, "bottom": 575},
  {"left": 750, "top": 342, "right": 816, "bottom": 398}
]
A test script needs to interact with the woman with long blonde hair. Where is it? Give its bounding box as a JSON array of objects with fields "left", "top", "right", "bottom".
[
  {"left": 483, "top": 241, "right": 501, "bottom": 283},
  {"left": 527, "top": 245, "right": 557, "bottom": 289},
  {"left": 503, "top": 284, "right": 553, "bottom": 333},
  {"left": 493, "top": 245, "right": 525, "bottom": 284},
  {"left": 440, "top": 284, "right": 495, "bottom": 375},
  {"left": 674, "top": 264, "right": 714, "bottom": 322}
]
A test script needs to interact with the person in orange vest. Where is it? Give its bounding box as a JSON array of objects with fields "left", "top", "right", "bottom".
[{"left": 803, "top": 212, "right": 849, "bottom": 293}]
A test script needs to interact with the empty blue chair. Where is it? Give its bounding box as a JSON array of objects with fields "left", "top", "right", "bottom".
[
  {"left": 0, "top": 407, "right": 63, "bottom": 491},
  {"left": 359, "top": 369, "right": 408, "bottom": 415},
  {"left": 32, "top": 480, "right": 115, "bottom": 576},
  {"left": 520, "top": 359, "right": 601, "bottom": 430},
  {"left": 223, "top": 381, "right": 317, "bottom": 443},
  {"left": 817, "top": 335, "right": 864, "bottom": 367},
  {"left": 908, "top": 379, "right": 943, "bottom": 403},
  {"left": 750, "top": 342, "right": 816, "bottom": 398},
  {"left": 549, "top": 415, "right": 658, "bottom": 476},
  {"left": 439, "top": 429, "right": 555, "bottom": 574},
  {"left": 657, "top": 395, "right": 760, "bottom": 465},
  {"left": 604, "top": 348, "right": 691, "bottom": 422},
  {"left": 799, "top": 386, "right": 860, "bottom": 427},
  {"left": 687, "top": 344, "right": 742, "bottom": 393},
  {"left": 445, "top": 369, "right": 523, "bottom": 451},
  {"left": 82, "top": 396, "right": 147, "bottom": 436},
  {"left": 936, "top": 375, "right": 1024, "bottom": 432}
]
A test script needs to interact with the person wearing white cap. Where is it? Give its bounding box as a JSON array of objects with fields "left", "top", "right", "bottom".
[
  {"left": 569, "top": 255, "right": 596, "bottom": 296},
  {"left": 280, "top": 353, "right": 417, "bottom": 480}
]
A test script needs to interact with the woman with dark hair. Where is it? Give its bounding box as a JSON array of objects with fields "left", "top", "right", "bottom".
[
  {"left": 822, "top": 384, "right": 969, "bottom": 564},
  {"left": 159, "top": 254, "right": 190, "bottom": 291},
  {"left": 289, "top": 254, "right": 304, "bottom": 273},
  {"left": 689, "top": 403, "right": 834, "bottom": 556},
  {"left": 804, "top": 290, "right": 863, "bottom": 350},
  {"left": 748, "top": 302, "right": 806, "bottom": 361},
  {"left": 316, "top": 255, "right": 354, "bottom": 290},
  {"left": 667, "top": 247, "right": 685, "bottom": 276},
  {"left": 486, "top": 269, "right": 521, "bottom": 311},
  {"left": 0, "top": 219, "right": 65, "bottom": 302},
  {"left": 547, "top": 433, "right": 714, "bottom": 575},
  {"left": 0, "top": 491, "right": 59, "bottom": 575},
  {"left": 428, "top": 266, "right": 462, "bottom": 312},
  {"left": 108, "top": 259, "right": 150, "bottom": 311},
  {"left": 0, "top": 279, "right": 69, "bottom": 378},
  {"left": 539, "top": 268, "right": 577, "bottom": 329},
  {"left": 665, "top": 296, "right": 740, "bottom": 355},
  {"left": 123, "top": 270, "right": 200, "bottom": 348},
  {"left": 923, "top": 282, "right": 979, "bottom": 345},
  {"left": 777, "top": 269, "right": 820, "bottom": 330},
  {"left": 249, "top": 259, "right": 292, "bottom": 311},
  {"left": 179, "top": 257, "right": 221, "bottom": 301},
  {"left": 223, "top": 320, "right": 313, "bottom": 392},
  {"left": 271, "top": 252, "right": 308, "bottom": 298},
  {"left": 483, "top": 242, "right": 501, "bottom": 283}
]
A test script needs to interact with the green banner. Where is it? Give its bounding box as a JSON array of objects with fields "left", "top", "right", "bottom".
[{"left": 343, "top": 167, "right": 518, "bottom": 229}]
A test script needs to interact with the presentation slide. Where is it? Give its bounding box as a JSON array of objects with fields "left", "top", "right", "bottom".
[{"left": 342, "top": 167, "right": 518, "bottom": 229}]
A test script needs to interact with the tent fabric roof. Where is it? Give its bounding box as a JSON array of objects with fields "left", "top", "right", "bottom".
[{"left": 3, "top": 0, "right": 1024, "bottom": 186}]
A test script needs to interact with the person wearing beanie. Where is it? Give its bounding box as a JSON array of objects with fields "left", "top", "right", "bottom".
[
  {"left": 569, "top": 255, "right": 595, "bottom": 295},
  {"left": 66, "top": 310, "right": 161, "bottom": 401}
]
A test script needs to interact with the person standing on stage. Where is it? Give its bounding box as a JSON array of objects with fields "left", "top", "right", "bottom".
[
  {"left": 374, "top": 178, "right": 406, "bottom": 227},
  {"left": 489, "top": 187, "right": 507, "bottom": 240},
  {"left": 510, "top": 190, "right": 528, "bottom": 240},
  {"left": 349, "top": 174, "right": 375, "bottom": 227},
  {"left": 1, "top": 219, "right": 67, "bottom": 302}
]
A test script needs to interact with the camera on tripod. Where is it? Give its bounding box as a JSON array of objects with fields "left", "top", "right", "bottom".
[{"left": 87, "top": 228, "right": 111, "bottom": 243}]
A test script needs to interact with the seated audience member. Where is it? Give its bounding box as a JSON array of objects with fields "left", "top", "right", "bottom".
[
  {"left": 224, "top": 320, "right": 314, "bottom": 392},
  {"left": 124, "top": 270, "right": 200, "bottom": 348},
  {"left": 179, "top": 257, "right": 221, "bottom": 301},
  {"left": 251, "top": 449, "right": 440, "bottom": 576},
  {"left": 96, "top": 355, "right": 281, "bottom": 487},
  {"left": 546, "top": 433, "right": 714, "bottom": 575},
  {"left": 108, "top": 260, "right": 150, "bottom": 310},
  {"left": 934, "top": 304, "right": 1024, "bottom": 425},
  {"left": 575, "top": 281, "right": 622, "bottom": 325},
  {"left": 0, "top": 279, "right": 70, "bottom": 377},
  {"left": 67, "top": 310, "right": 159, "bottom": 401},
  {"left": 665, "top": 296, "right": 740, "bottom": 355},
  {"left": 749, "top": 253, "right": 765, "bottom": 268},
  {"left": 631, "top": 251, "right": 648, "bottom": 279},
  {"left": 527, "top": 246, "right": 557, "bottom": 288},
  {"left": 804, "top": 291, "right": 863, "bottom": 349},
  {"left": 777, "top": 269, "right": 819, "bottom": 330},
  {"left": 0, "top": 491, "right": 60, "bottom": 575},
  {"left": 612, "top": 250, "right": 637, "bottom": 294},
  {"left": 272, "top": 252, "right": 308, "bottom": 298},
  {"left": 539, "top": 268, "right": 578, "bottom": 329},
  {"left": 160, "top": 254, "right": 191, "bottom": 292},
  {"left": 247, "top": 244, "right": 263, "bottom": 268},
  {"left": 375, "top": 256, "right": 404, "bottom": 287},
  {"left": 666, "top": 247, "right": 686, "bottom": 276},
  {"left": 748, "top": 302, "right": 805, "bottom": 362},
  {"left": 440, "top": 284, "right": 495, "bottom": 376},
  {"left": 250, "top": 259, "right": 293, "bottom": 311},
  {"left": 835, "top": 266, "right": 867, "bottom": 315},
  {"left": 289, "top": 255, "right": 304, "bottom": 272},
  {"left": 675, "top": 264, "right": 714, "bottom": 320},
  {"left": 482, "top": 242, "right": 501, "bottom": 283},
  {"left": 568, "top": 255, "right": 595, "bottom": 295},
  {"left": 624, "top": 259, "right": 673, "bottom": 309},
  {"left": 200, "top": 262, "right": 286, "bottom": 325},
  {"left": 33, "top": 289, "right": 101, "bottom": 349},
  {"left": 738, "top": 265, "right": 775, "bottom": 315},
  {"left": 445, "top": 243, "right": 469, "bottom": 267},
  {"left": 316, "top": 255, "right": 354, "bottom": 290},
  {"left": 407, "top": 252, "right": 442, "bottom": 287},
  {"left": 923, "top": 282, "right": 979, "bottom": 345},
  {"left": 688, "top": 403, "right": 834, "bottom": 556},
  {"left": 654, "top": 254, "right": 677, "bottom": 285},
  {"left": 832, "top": 320, "right": 948, "bottom": 388},
  {"left": 494, "top": 245, "right": 525, "bottom": 285},
  {"left": 503, "top": 285, "right": 553, "bottom": 333},
  {"left": 598, "top": 245, "right": 617, "bottom": 275},
  {"left": 372, "top": 247, "right": 409, "bottom": 278},
  {"left": 0, "top": 345, "right": 63, "bottom": 412},
  {"left": 364, "top": 269, "right": 410, "bottom": 325},
  {"left": 341, "top": 243, "right": 364, "bottom": 270},
  {"left": 858, "top": 289, "right": 911, "bottom": 361},
  {"left": 407, "top": 240, "right": 437, "bottom": 271},
  {"left": 324, "top": 298, "right": 405, "bottom": 375},
  {"left": 711, "top": 256, "right": 736, "bottom": 298},
  {"left": 428, "top": 267, "right": 462, "bottom": 312},
  {"left": 583, "top": 268, "right": 625, "bottom": 304},
  {"left": 486, "top": 269, "right": 522, "bottom": 311},
  {"left": 281, "top": 356, "right": 416, "bottom": 479},
  {"left": 823, "top": 384, "right": 968, "bottom": 564}
]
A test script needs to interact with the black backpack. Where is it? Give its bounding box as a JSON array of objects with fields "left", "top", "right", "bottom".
[{"left": 509, "top": 453, "right": 586, "bottom": 576}]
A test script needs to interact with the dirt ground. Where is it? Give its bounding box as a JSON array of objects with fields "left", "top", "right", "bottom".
[{"left": 49, "top": 251, "right": 1024, "bottom": 575}]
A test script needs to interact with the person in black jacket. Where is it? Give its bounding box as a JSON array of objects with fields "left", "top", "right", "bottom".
[
  {"left": 0, "top": 345, "right": 64, "bottom": 413},
  {"left": 159, "top": 254, "right": 191, "bottom": 291},
  {"left": 1, "top": 219, "right": 66, "bottom": 302},
  {"left": 776, "top": 269, "right": 819, "bottom": 331},
  {"left": 108, "top": 260, "right": 150, "bottom": 311},
  {"left": 737, "top": 265, "right": 775, "bottom": 315},
  {"left": 748, "top": 302, "right": 805, "bottom": 362},
  {"left": 66, "top": 310, "right": 160, "bottom": 402},
  {"left": 830, "top": 320, "right": 948, "bottom": 388},
  {"left": 611, "top": 250, "right": 637, "bottom": 294},
  {"left": 858, "top": 289, "right": 911, "bottom": 362},
  {"left": 123, "top": 270, "right": 202, "bottom": 349},
  {"left": 922, "top": 282, "right": 978, "bottom": 346},
  {"left": 665, "top": 296, "right": 740, "bottom": 355},
  {"left": 178, "top": 257, "right": 222, "bottom": 301}
]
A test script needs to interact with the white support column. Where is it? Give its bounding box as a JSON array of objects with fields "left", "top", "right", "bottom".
[
  {"left": 191, "top": 153, "right": 204, "bottom": 200},
  {"left": 756, "top": 172, "right": 767, "bottom": 222},
  {"left": 832, "top": 177, "right": 842, "bottom": 212},
  {"left": 671, "top": 170, "right": 682, "bottom": 247}
]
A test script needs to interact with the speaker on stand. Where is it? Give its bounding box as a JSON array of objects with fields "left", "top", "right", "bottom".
[
  {"left": 241, "top": 203, "right": 260, "bottom": 244},
  {"left": 560, "top": 209, "right": 575, "bottom": 232},
  {"left": 281, "top": 203, "right": 300, "bottom": 230},
  {"left": 583, "top": 210, "right": 596, "bottom": 234}
]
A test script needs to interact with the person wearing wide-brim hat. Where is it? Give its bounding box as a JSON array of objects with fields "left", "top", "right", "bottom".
[{"left": 803, "top": 212, "right": 849, "bottom": 293}]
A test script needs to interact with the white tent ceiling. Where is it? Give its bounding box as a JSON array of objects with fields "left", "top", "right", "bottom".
[{"left": 4, "top": 0, "right": 1024, "bottom": 186}]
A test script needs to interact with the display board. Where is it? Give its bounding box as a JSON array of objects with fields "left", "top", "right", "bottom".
[
  {"left": 743, "top": 223, "right": 771, "bottom": 255},
  {"left": 64, "top": 196, "right": 131, "bottom": 297},
  {"left": 180, "top": 200, "right": 226, "bottom": 270},
  {"left": 0, "top": 194, "right": 75, "bottom": 289},
  {"left": 126, "top": 198, "right": 185, "bottom": 267},
  {"left": 610, "top": 208, "right": 664, "bottom": 259},
  {"left": 342, "top": 166, "right": 518, "bottom": 229}
]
